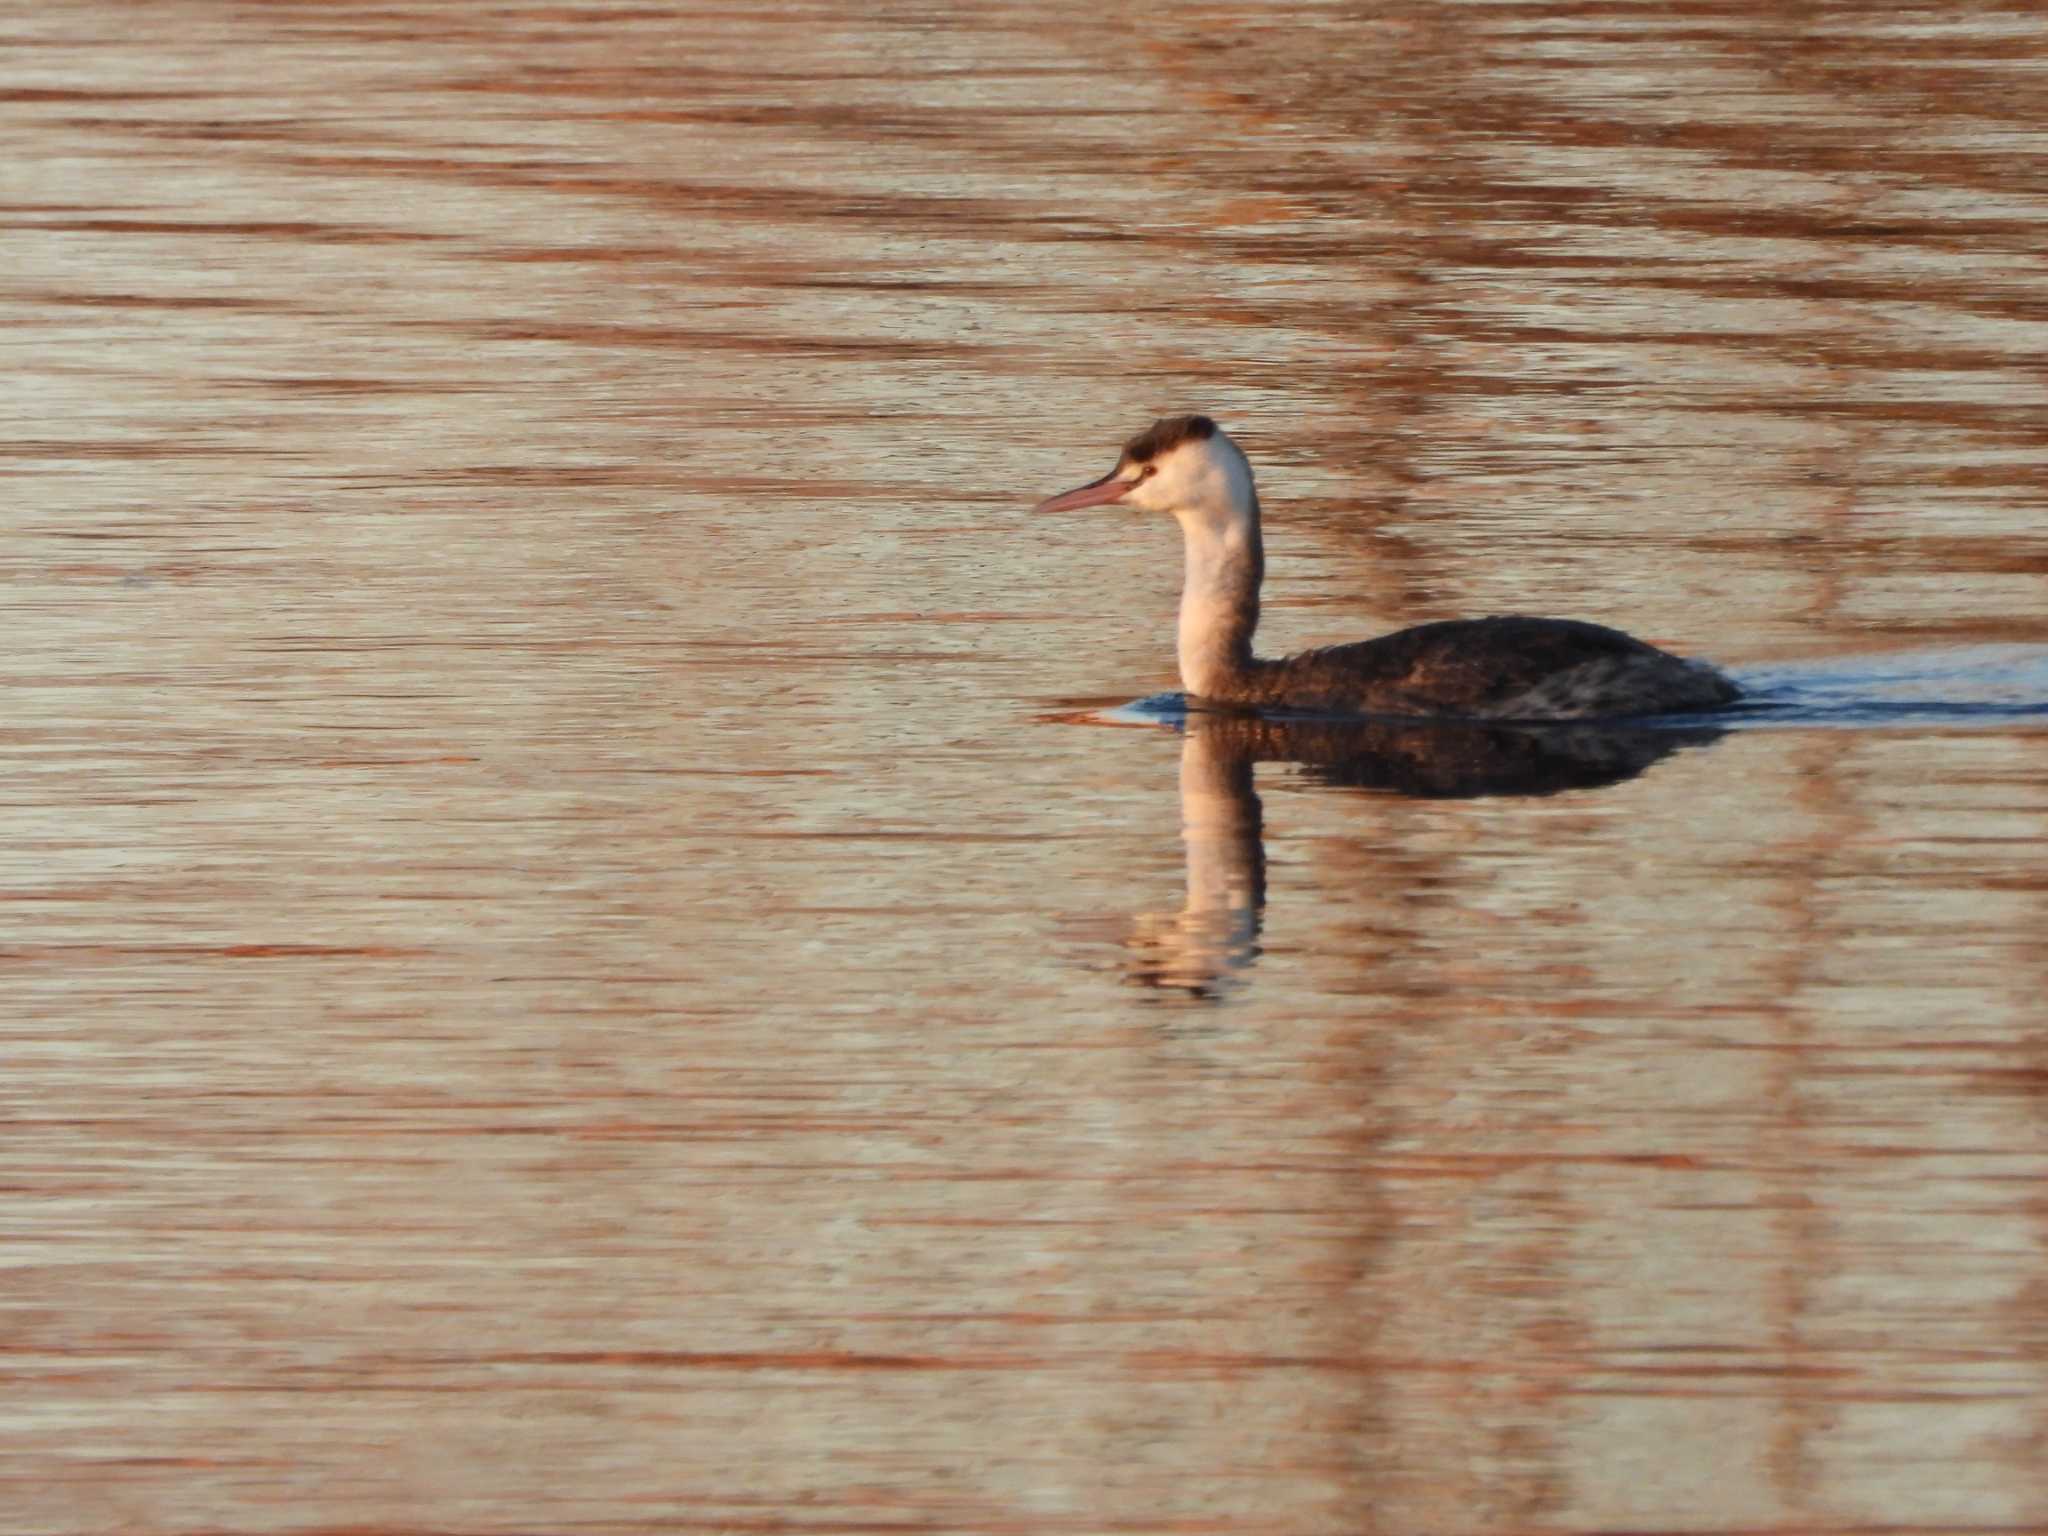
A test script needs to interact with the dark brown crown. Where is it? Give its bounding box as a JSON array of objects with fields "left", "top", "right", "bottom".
[{"left": 1122, "top": 414, "right": 1217, "bottom": 464}]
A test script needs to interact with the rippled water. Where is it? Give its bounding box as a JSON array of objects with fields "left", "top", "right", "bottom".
[{"left": 8, "top": 2, "right": 2048, "bottom": 1531}]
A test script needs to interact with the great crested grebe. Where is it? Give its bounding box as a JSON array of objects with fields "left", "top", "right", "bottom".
[{"left": 1035, "top": 414, "right": 1739, "bottom": 720}]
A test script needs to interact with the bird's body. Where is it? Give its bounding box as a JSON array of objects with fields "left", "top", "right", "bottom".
[
  {"left": 1035, "top": 415, "right": 1738, "bottom": 722},
  {"left": 1183, "top": 615, "right": 1737, "bottom": 719}
]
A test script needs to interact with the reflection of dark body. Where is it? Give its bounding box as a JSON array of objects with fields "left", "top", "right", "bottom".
[{"left": 1125, "top": 711, "right": 1722, "bottom": 1000}]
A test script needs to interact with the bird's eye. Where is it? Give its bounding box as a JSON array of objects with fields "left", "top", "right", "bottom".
[{"left": 1140, "top": 465, "right": 1158, "bottom": 480}]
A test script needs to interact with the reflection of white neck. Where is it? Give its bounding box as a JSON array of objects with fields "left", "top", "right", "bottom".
[
  {"left": 1125, "top": 722, "right": 1263, "bottom": 995},
  {"left": 1180, "top": 722, "right": 1262, "bottom": 924},
  {"left": 1173, "top": 489, "right": 1264, "bottom": 703}
]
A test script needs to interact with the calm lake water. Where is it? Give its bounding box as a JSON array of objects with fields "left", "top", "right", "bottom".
[{"left": 8, "top": 2, "right": 2048, "bottom": 1532}]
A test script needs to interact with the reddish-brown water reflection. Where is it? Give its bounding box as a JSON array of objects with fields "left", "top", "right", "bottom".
[{"left": 6, "top": 2, "right": 2048, "bottom": 1532}]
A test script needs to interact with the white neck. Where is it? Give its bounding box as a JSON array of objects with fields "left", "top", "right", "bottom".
[{"left": 1174, "top": 495, "right": 1263, "bottom": 701}]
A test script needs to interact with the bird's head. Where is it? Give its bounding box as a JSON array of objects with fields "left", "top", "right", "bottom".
[{"left": 1033, "top": 414, "right": 1256, "bottom": 533}]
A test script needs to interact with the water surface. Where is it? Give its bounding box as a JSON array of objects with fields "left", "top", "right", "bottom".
[{"left": 7, "top": 2, "right": 2048, "bottom": 1532}]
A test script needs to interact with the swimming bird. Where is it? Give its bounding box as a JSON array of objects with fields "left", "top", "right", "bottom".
[{"left": 1034, "top": 415, "right": 1739, "bottom": 720}]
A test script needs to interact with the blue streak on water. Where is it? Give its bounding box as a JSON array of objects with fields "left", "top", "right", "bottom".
[{"left": 1726, "top": 646, "right": 2048, "bottom": 728}]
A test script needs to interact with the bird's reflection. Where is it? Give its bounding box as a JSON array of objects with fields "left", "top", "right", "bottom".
[{"left": 1124, "top": 711, "right": 1723, "bottom": 1001}]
